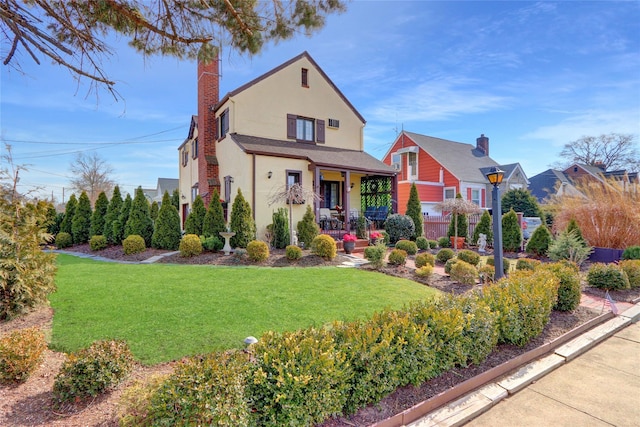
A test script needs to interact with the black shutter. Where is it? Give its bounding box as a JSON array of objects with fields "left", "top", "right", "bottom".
[
  {"left": 316, "top": 119, "right": 325, "bottom": 143},
  {"left": 287, "top": 114, "right": 297, "bottom": 139},
  {"left": 216, "top": 116, "right": 221, "bottom": 140}
]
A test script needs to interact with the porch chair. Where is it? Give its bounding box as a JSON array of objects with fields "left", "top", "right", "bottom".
[{"left": 319, "top": 208, "right": 332, "bottom": 230}]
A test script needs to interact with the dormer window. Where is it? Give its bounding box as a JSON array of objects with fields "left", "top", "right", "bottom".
[
  {"left": 218, "top": 108, "right": 229, "bottom": 140},
  {"left": 301, "top": 68, "right": 309, "bottom": 87}
]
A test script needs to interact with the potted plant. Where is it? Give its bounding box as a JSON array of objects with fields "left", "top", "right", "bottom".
[
  {"left": 370, "top": 231, "right": 383, "bottom": 246},
  {"left": 342, "top": 233, "right": 357, "bottom": 254}
]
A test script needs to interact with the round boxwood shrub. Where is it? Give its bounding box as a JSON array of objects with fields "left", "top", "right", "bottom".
[
  {"left": 436, "top": 248, "right": 455, "bottom": 263},
  {"left": 200, "top": 236, "right": 223, "bottom": 252},
  {"left": 516, "top": 258, "right": 542, "bottom": 271},
  {"left": 437, "top": 236, "right": 451, "bottom": 248},
  {"left": 587, "top": 263, "right": 630, "bottom": 290},
  {"left": 285, "top": 245, "right": 303, "bottom": 261},
  {"left": 525, "top": 224, "right": 552, "bottom": 256},
  {"left": 457, "top": 249, "right": 480, "bottom": 266},
  {"left": 247, "top": 240, "right": 270, "bottom": 263},
  {"left": 363, "top": 244, "right": 386, "bottom": 269},
  {"left": 394, "top": 239, "right": 418, "bottom": 255},
  {"left": 444, "top": 257, "right": 459, "bottom": 275},
  {"left": 427, "top": 239, "right": 438, "bottom": 250},
  {"left": 450, "top": 260, "right": 478, "bottom": 285},
  {"left": 415, "top": 252, "right": 435, "bottom": 268},
  {"left": 384, "top": 214, "right": 415, "bottom": 244},
  {"left": 416, "top": 236, "right": 430, "bottom": 251},
  {"left": 541, "top": 263, "right": 581, "bottom": 311},
  {"left": 179, "top": 234, "right": 203, "bottom": 257},
  {"left": 486, "top": 256, "right": 510, "bottom": 275},
  {"left": 415, "top": 265, "right": 433, "bottom": 278},
  {"left": 622, "top": 245, "right": 640, "bottom": 260},
  {"left": 89, "top": 235, "right": 107, "bottom": 251},
  {"left": 620, "top": 260, "right": 640, "bottom": 288},
  {"left": 387, "top": 249, "right": 407, "bottom": 266},
  {"left": 311, "top": 234, "right": 337, "bottom": 260},
  {"left": 123, "top": 234, "right": 146, "bottom": 255},
  {"left": 55, "top": 232, "right": 73, "bottom": 249}
]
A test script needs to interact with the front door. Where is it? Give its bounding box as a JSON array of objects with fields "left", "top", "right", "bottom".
[{"left": 322, "top": 181, "right": 340, "bottom": 208}]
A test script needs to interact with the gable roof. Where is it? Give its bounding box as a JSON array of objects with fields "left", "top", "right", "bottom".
[
  {"left": 230, "top": 133, "right": 396, "bottom": 175},
  {"left": 178, "top": 115, "right": 198, "bottom": 150},
  {"left": 528, "top": 168, "right": 571, "bottom": 202},
  {"left": 215, "top": 51, "right": 365, "bottom": 124},
  {"left": 401, "top": 131, "right": 499, "bottom": 182}
]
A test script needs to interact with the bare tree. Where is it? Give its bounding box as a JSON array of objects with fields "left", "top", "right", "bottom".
[
  {"left": 69, "top": 152, "right": 115, "bottom": 205},
  {"left": 1, "top": 0, "right": 346, "bottom": 99},
  {"left": 556, "top": 133, "right": 639, "bottom": 172},
  {"left": 268, "top": 183, "right": 321, "bottom": 245}
]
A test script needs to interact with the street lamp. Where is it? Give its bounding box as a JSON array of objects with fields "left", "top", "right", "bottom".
[{"left": 486, "top": 167, "right": 505, "bottom": 279}]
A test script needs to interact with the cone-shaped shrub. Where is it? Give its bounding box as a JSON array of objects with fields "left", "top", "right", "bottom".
[
  {"left": 297, "top": 205, "right": 319, "bottom": 249},
  {"left": 150, "top": 201, "right": 159, "bottom": 221},
  {"left": 229, "top": 189, "right": 256, "bottom": 248},
  {"left": 472, "top": 210, "right": 492, "bottom": 245},
  {"left": 271, "top": 208, "right": 289, "bottom": 249},
  {"left": 152, "top": 192, "right": 181, "bottom": 250},
  {"left": 59, "top": 194, "right": 77, "bottom": 235},
  {"left": 71, "top": 192, "right": 92, "bottom": 244},
  {"left": 406, "top": 183, "right": 423, "bottom": 239},
  {"left": 171, "top": 188, "right": 180, "bottom": 212},
  {"left": 103, "top": 186, "right": 122, "bottom": 244},
  {"left": 202, "top": 189, "right": 226, "bottom": 239},
  {"left": 184, "top": 195, "right": 206, "bottom": 236},
  {"left": 501, "top": 209, "right": 522, "bottom": 252},
  {"left": 112, "top": 194, "right": 132, "bottom": 245},
  {"left": 90, "top": 191, "right": 109, "bottom": 238},
  {"left": 125, "top": 187, "right": 154, "bottom": 246},
  {"left": 525, "top": 223, "right": 552, "bottom": 256}
]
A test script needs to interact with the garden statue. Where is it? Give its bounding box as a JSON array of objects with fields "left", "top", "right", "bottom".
[
  {"left": 478, "top": 233, "right": 487, "bottom": 253},
  {"left": 292, "top": 230, "right": 298, "bottom": 246}
]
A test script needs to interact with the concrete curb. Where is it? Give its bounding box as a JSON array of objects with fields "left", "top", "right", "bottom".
[{"left": 403, "top": 302, "right": 639, "bottom": 427}]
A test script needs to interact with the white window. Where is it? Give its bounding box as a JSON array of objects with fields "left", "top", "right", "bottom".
[
  {"left": 408, "top": 152, "right": 418, "bottom": 179},
  {"left": 444, "top": 187, "right": 456, "bottom": 199},
  {"left": 296, "top": 118, "right": 314, "bottom": 141},
  {"left": 471, "top": 189, "right": 481, "bottom": 206},
  {"left": 391, "top": 153, "right": 401, "bottom": 171}
]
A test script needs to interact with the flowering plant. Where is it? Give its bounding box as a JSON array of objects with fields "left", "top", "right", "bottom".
[
  {"left": 343, "top": 233, "right": 357, "bottom": 242},
  {"left": 370, "top": 231, "right": 383, "bottom": 240}
]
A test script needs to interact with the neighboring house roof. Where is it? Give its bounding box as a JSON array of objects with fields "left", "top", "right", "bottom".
[
  {"left": 402, "top": 131, "right": 499, "bottom": 182},
  {"left": 157, "top": 178, "right": 179, "bottom": 197},
  {"left": 478, "top": 163, "right": 528, "bottom": 184},
  {"left": 528, "top": 169, "right": 571, "bottom": 202},
  {"left": 215, "top": 51, "right": 366, "bottom": 124},
  {"left": 230, "top": 133, "right": 396, "bottom": 175}
]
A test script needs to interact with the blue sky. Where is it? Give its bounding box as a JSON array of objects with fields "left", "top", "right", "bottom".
[{"left": 2, "top": 1, "right": 639, "bottom": 203}]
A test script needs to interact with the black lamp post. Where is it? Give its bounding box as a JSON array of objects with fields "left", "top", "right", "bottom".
[{"left": 486, "top": 167, "right": 505, "bottom": 279}]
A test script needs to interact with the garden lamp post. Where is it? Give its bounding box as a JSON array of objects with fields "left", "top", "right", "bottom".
[{"left": 486, "top": 167, "right": 505, "bottom": 279}]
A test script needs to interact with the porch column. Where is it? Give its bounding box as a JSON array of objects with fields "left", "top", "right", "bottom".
[
  {"left": 314, "top": 166, "right": 321, "bottom": 224},
  {"left": 391, "top": 174, "right": 398, "bottom": 214},
  {"left": 344, "top": 170, "right": 351, "bottom": 232}
]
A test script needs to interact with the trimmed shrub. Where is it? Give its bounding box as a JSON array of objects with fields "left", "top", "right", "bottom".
[
  {"left": 395, "top": 239, "right": 418, "bottom": 255},
  {"left": 416, "top": 236, "right": 430, "bottom": 250},
  {"left": 457, "top": 249, "right": 480, "bottom": 266},
  {"left": 90, "top": 191, "right": 109, "bottom": 238},
  {"left": 149, "top": 201, "right": 159, "bottom": 221},
  {"left": 437, "top": 236, "right": 451, "bottom": 248},
  {"left": 516, "top": 258, "right": 542, "bottom": 271},
  {"left": 285, "top": 245, "right": 303, "bottom": 260},
  {"left": 541, "top": 263, "right": 582, "bottom": 311},
  {"left": 450, "top": 260, "right": 478, "bottom": 285},
  {"left": 444, "top": 257, "right": 459, "bottom": 275},
  {"left": 415, "top": 265, "right": 433, "bottom": 278},
  {"left": 124, "top": 187, "right": 154, "bottom": 247},
  {"left": 406, "top": 183, "right": 423, "bottom": 239},
  {"left": 620, "top": 260, "right": 640, "bottom": 288},
  {"left": 384, "top": 214, "right": 415, "bottom": 244},
  {"left": 436, "top": 248, "right": 455, "bottom": 263},
  {"left": 548, "top": 229, "right": 592, "bottom": 266},
  {"left": 622, "top": 245, "right": 640, "bottom": 260},
  {"left": 136, "top": 351, "right": 251, "bottom": 427},
  {"left": 71, "top": 191, "right": 92, "bottom": 244},
  {"left": 248, "top": 327, "right": 349, "bottom": 426},
  {"left": 566, "top": 218, "right": 587, "bottom": 246},
  {"left": 53, "top": 340, "right": 134, "bottom": 402},
  {"left": 364, "top": 243, "right": 386, "bottom": 269},
  {"left": 104, "top": 186, "right": 123, "bottom": 244},
  {"left": 55, "top": 232, "right": 73, "bottom": 249},
  {"left": 179, "top": 234, "right": 203, "bottom": 257},
  {"left": 202, "top": 189, "right": 227, "bottom": 239},
  {"left": 355, "top": 213, "right": 368, "bottom": 239},
  {"left": 481, "top": 270, "right": 559, "bottom": 346},
  {"left": 387, "top": 249, "right": 407, "bottom": 266},
  {"left": 427, "top": 239, "right": 438, "bottom": 249},
  {"left": 247, "top": 240, "right": 269, "bottom": 262},
  {"left": 479, "top": 265, "right": 495, "bottom": 284},
  {"left": 415, "top": 252, "right": 435, "bottom": 268},
  {"left": 501, "top": 209, "right": 522, "bottom": 252},
  {"left": 59, "top": 194, "right": 77, "bottom": 235},
  {"left": 311, "top": 234, "right": 337, "bottom": 260},
  {"left": 447, "top": 212, "right": 468, "bottom": 240},
  {"left": 472, "top": 210, "right": 493, "bottom": 246},
  {"left": 525, "top": 224, "right": 552, "bottom": 256},
  {"left": 201, "top": 236, "right": 223, "bottom": 252},
  {"left": 297, "top": 205, "right": 320, "bottom": 249},
  {"left": 151, "top": 192, "right": 182, "bottom": 250},
  {"left": 112, "top": 194, "right": 132, "bottom": 245},
  {"left": 587, "top": 263, "right": 630, "bottom": 290},
  {"left": 89, "top": 235, "right": 107, "bottom": 251},
  {"left": 486, "top": 256, "right": 510, "bottom": 275},
  {"left": 229, "top": 189, "right": 256, "bottom": 249},
  {"left": 184, "top": 195, "right": 206, "bottom": 236},
  {"left": 0, "top": 327, "right": 47, "bottom": 383},
  {"left": 123, "top": 234, "right": 146, "bottom": 255},
  {"left": 271, "top": 208, "right": 289, "bottom": 249}
]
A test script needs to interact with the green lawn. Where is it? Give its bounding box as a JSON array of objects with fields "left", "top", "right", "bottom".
[{"left": 51, "top": 254, "right": 438, "bottom": 364}]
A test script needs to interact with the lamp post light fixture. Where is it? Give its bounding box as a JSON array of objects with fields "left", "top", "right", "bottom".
[{"left": 486, "top": 167, "right": 505, "bottom": 279}]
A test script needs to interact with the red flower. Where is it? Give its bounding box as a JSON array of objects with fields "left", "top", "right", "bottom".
[
  {"left": 370, "top": 231, "right": 383, "bottom": 240},
  {"left": 343, "top": 234, "right": 357, "bottom": 242}
]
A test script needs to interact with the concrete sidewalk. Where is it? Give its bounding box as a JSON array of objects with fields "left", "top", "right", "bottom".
[{"left": 408, "top": 303, "right": 640, "bottom": 427}]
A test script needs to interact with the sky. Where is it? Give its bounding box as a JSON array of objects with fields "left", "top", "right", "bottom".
[{"left": 2, "top": 1, "right": 639, "bottom": 203}]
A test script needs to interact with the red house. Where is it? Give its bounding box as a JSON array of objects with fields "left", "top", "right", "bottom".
[{"left": 382, "top": 131, "right": 528, "bottom": 215}]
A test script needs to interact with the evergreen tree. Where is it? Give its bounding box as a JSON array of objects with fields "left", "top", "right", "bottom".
[
  {"left": 150, "top": 201, "right": 159, "bottom": 221},
  {"left": 525, "top": 224, "right": 553, "bottom": 256},
  {"left": 502, "top": 209, "right": 523, "bottom": 252},
  {"left": 90, "top": 191, "right": 109, "bottom": 237},
  {"left": 297, "top": 205, "right": 319, "bottom": 248},
  {"left": 45, "top": 204, "right": 61, "bottom": 235},
  {"left": 112, "top": 193, "right": 132, "bottom": 245},
  {"left": 501, "top": 188, "right": 542, "bottom": 218},
  {"left": 271, "top": 208, "right": 290, "bottom": 249},
  {"left": 59, "top": 194, "right": 77, "bottom": 234},
  {"left": 152, "top": 192, "right": 182, "bottom": 250},
  {"left": 184, "top": 195, "right": 206, "bottom": 235},
  {"left": 202, "top": 189, "right": 226, "bottom": 238},
  {"left": 405, "top": 183, "right": 423, "bottom": 239},
  {"left": 472, "top": 210, "right": 493, "bottom": 245},
  {"left": 71, "top": 191, "right": 92, "bottom": 244},
  {"left": 171, "top": 188, "right": 180, "bottom": 212},
  {"left": 229, "top": 189, "right": 256, "bottom": 248},
  {"left": 125, "top": 187, "right": 154, "bottom": 246},
  {"left": 566, "top": 218, "right": 587, "bottom": 246},
  {"left": 104, "top": 185, "right": 123, "bottom": 244}
]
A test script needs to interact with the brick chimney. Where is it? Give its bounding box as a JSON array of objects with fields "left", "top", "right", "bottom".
[
  {"left": 197, "top": 53, "right": 220, "bottom": 206},
  {"left": 476, "top": 134, "right": 489, "bottom": 156}
]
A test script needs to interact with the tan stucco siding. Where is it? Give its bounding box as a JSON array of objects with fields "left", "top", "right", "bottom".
[
  {"left": 226, "top": 57, "right": 364, "bottom": 151},
  {"left": 178, "top": 141, "right": 199, "bottom": 228}
]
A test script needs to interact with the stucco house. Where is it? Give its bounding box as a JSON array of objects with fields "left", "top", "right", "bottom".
[
  {"left": 382, "top": 131, "right": 528, "bottom": 215},
  {"left": 180, "top": 51, "right": 396, "bottom": 237}
]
